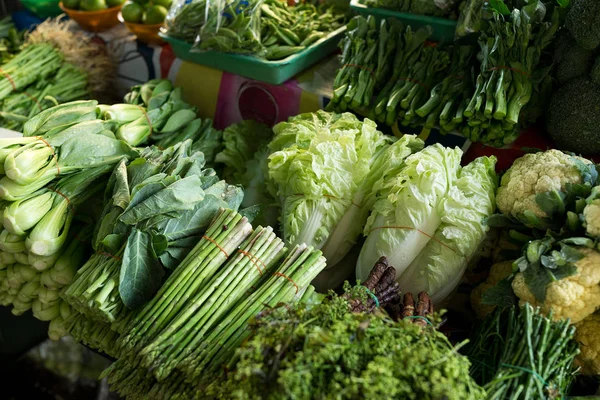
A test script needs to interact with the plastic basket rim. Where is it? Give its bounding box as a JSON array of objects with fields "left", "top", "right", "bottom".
[
  {"left": 159, "top": 25, "right": 346, "bottom": 66},
  {"left": 349, "top": 0, "right": 457, "bottom": 28}
]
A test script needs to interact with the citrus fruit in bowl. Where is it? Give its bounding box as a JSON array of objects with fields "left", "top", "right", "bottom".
[
  {"left": 59, "top": 0, "right": 124, "bottom": 32},
  {"left": 119, "top": 1, "right": 169, "bottom": 45}
]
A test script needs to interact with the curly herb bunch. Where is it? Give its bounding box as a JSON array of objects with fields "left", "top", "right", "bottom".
[{"left": 206, "top": 284, "right": 485, "bottom": 400}]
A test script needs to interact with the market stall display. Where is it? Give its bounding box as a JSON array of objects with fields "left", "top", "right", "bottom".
[{"left": 2, "top": 0, "right": 600, "bottom": 398}]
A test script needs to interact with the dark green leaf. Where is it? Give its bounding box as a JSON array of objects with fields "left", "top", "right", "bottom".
[
  {"left": 239, "top": 205, "right": 261, "bottom": 224},
  {"left": 556, "top": 0, "right": 569, "bottom": 8},
  {"left": 536, "top": 190, "right": 565, "bottom": 218},
  {"left": 120, "top": 175, "right": 205, "bottom": 225},
  {"left": 570, "top": 157, "right": 599, "bottom": 187},
  {"left": 485, "top": 214, "right": 523, "bottom": 229},
  {"left": 540, "top": 254, "right": 557, "bottom": 269},
  {"left": 489, "top": 0, "right": 510, "bottom": 15},
  {"left": 562, "top": 237, "right": 595, "bottom": 248},
  {"left": 550, "top": 264, "right": 577, "bottom": 282},
  {"left": 482, "top": 278, "right": 517, "bottom": 307},
  {"left": 559, "top": 243, "right": 585, "bottom": 263},
  {"left": 98, "top": 230, "right": 128, "bottom": 254},
  {"left": 152, "top": 234, "right": 169, "bottom": 255},
  {"left": 508, "top": 230, "right": 533, "bottom": 243},
  {"left": 119, "top": 229, "right": 165, "bottom": 309},
  {"left": 522, "top": 260, "right": 549, "bottom": 302}
]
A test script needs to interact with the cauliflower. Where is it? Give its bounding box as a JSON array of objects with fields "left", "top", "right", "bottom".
[
  {"left": 575, "top": 313, "right": 600, "bottom": 376},
  {"left": 512, "top": 248, "right": 600, "bottom": 324},
  {"left": 496, "top": 150, "right": 595, "bottom": 219},
  {"left": 470, "top": 260, "right": 514, "bottom": 319},
  {"left": 583, "top": 186, "right": 600, "bottom": 238}
]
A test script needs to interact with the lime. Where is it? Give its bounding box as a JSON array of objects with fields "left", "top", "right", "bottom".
[
  {"left": 62, "top": 0, "right": 81, "bottom": 9},
  {"left": 153, "top": 0, "right": 172, "bottom": 9},
  {"left": 80, "top": 0, "right": 107, "bottom": 10},
  {"left": 142, "top": 4, "right": 168, "bottom": 24},
  {"left": 122, "top": 1, "right": 144, "bottom": 22},
  {"left": 107, "top": 0, "right": 125, "bottom": 7}
]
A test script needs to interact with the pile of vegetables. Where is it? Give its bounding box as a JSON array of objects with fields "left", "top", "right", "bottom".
[
  {"left": 0, "top": 19, "right": 115, "bottom": 131},
  {"left": 164, "top": 0, "right": 348, "bottom": 60},
  {"left": 0, "top": 16, "right": 23, "bottom": 64},
  {"left": 208, "top": 284, "right": 485, "bottom": 400},
  {"left": 470, "top": 149, "right": 600, "bottom": 376},
  {"left": 101, "top": 208, "right": 327, "bottom": 398},
  {"left": 329, "top": 0, "right": 563, "bottom": 147}
]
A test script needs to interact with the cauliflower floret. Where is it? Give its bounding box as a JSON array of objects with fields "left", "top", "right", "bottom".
[
  {"left": 512, "top": 248, "right": 600, "bottom": 324},
  {"left": 496, "top": 150, "right": 594, "bottom": 219},
  {"left": 584, "top": 186, "right": 600, "bottom": 238},
  {"left": 470, "top": 261, "right": 514, "bottom": 319},
  {"left": 575, "top": 313, "right": 600, "bottom": 376}
]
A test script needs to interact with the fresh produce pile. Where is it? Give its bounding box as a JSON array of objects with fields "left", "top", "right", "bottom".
[
  {"left": 0, "top": 19, "right": 115, "bottom": 131},
  {"left": 358, "top": 0, "right": 462, "bottom": 19},
  {"left": 0, "top": 17, "right": 23, "bottom": 64},
  {"left": 470, "top": 149, "right": 600, "bottom": 377},
  {"left": 208, "top": 283, "right": 485, "bottom": 400},
  {"left": 329, "top": 0, "right": 563, "bottom": 147},
  {"left": 62, "top": 0, "right": 125, "bottom": 11},
  {"left": 164, "top": 0, "right": 348, "bottom": 60},
  {"left": 121, "top": 0, "right": 172, "bottom": 25}
]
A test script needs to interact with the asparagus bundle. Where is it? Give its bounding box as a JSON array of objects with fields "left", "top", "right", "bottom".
[
  {"left": 462, "top": 5, "right": 559, "bottom": 146},
  {"left": 61, "top": 142, "right": 243, "bottom": 325},
  {"left": 468, "top": 304, "right": 579, "bottom": 399},
  {"left": 102, "top": 218, "right": 326, "bottom": 399}
]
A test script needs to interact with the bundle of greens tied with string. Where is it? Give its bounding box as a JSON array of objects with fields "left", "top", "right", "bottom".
[
  {"left": 184, "top": 0, "right": 348, "bottom": 60},
  {"left": 0, "top": 18, "right": 115, "bottom": 131},
  {"left": 328, "top": 16, "right": 476, "bottom": 132},
  {"left": 460, "top": 0, "right": 563, "bottom": 146},
  {"left": 0, "top": 79, "right": 226, "bottom": 342}
]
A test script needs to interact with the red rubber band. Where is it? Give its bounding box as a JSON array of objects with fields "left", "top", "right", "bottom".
[
  {"left": 202, "top": 235, "right": 229, "bottom": 258},
  {"left": 23, "top": 91, "right": 42, "bottom": 111},
  {"left": 487, "top": 66, "right": 531, "bottom": 78},
  {"left": 137, "top": 105, "right": 152, "bottom": 137},
  {"left": 273, "top": 271, "right": 299, "bottom": 294},
  {"left": 342, "top": 63, "right": 376, "bottom": 81},
  {"left": 368, "top": 225, "right": 459, "bottom": 256},
  {"left": 46, "top": 186, "right": 75, "bottom": 214},
  {"left": 99, "top": 252, "right": 122, "bottom": 261},
  {"left": 238, "top": 249, "right": 266, "bottom": 276},
  {"left": 36, "top": 136, "right": 60, "bottom": 175},
  {"left": 0, "top": 68, "right": 16, "bottom": 90}
]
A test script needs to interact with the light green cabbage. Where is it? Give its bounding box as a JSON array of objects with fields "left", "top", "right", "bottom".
[
  {"left": 397, "top": 156, "right": 498, "bottom": 303},
  {"left": 356, "top": 144, "right": 463, "bottom": 282},
  {"left": 268, "top": 111, "right": 394, "bottom": 256}
]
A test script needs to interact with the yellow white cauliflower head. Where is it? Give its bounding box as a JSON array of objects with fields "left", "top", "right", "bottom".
[
  {"left": 496, "top": 150, "right": 595, "bottom": 219},
  {"left": 512, "top": 248, "right": 600, "bottom": 324}
]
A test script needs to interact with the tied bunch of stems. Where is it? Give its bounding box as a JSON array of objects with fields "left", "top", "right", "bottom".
[
  {"left": 461, "top": 3, "right": 560, "bottom": 146},
  {"left": 101, "top": 208, "right": 326, "bottom": 399},
  {"left": 329, "top": 17, "right": 453, "bottom": 129},
  {"left": 190, "top": 0, "right": 347, "bottom": 60},
  {"left": 61, "top": 141, "right": 243, "bottom": 329},
  {"left": 0, "top": 18, "right": 115, "bottom": 130},
  {"left": 467, "top": 304, "right": 579, "bottom": 400}
]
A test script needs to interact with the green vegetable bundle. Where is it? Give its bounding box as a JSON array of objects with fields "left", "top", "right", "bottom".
[
  {"left": 463, "top": 3, "right": 560, "bottom": 146},
  {"left": 101, "top": 208, "right": 327, "bottom": 399},
  {"left": 468, "top": 304, "right": 579, "bottom": 400},
  {"left": 0, "top": 18, "right": 115, "bottom": 131},
  {"left": 61, "top": 141, "right": 243, "bottom": 326},
  {"left": 329, "top": 17, "right": 457, "bottom": 129},
  {"left": 169, "top": 0, "right": 347, "bottom": 60},
  {"left": 207, "top": 285, "right": 485, "bottom": 400}
]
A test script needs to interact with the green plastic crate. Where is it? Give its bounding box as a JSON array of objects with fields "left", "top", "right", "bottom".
[
  {"left": 160, "top": 26, "right": 346, "bottom": 85},
  {"left": 20, "top": 0, "right": 62, "bottom": 19},
  {"left": 350, "top": 0, "right": 457, "bottom": 43}
]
